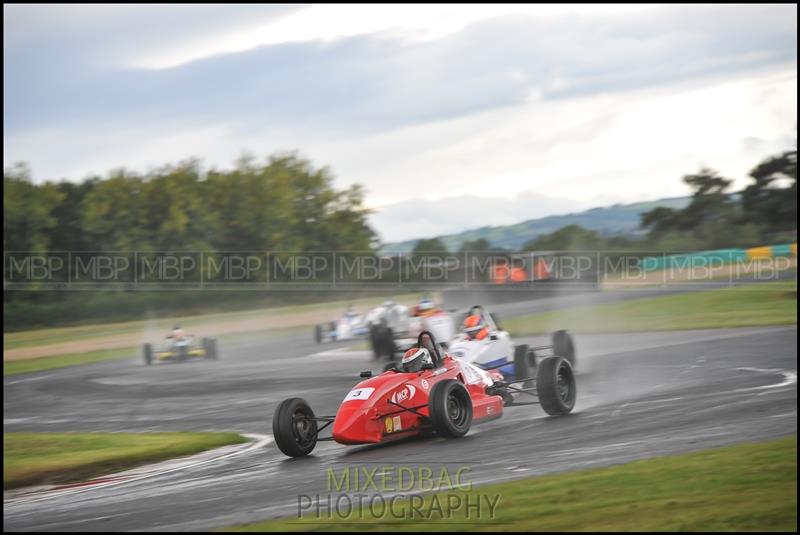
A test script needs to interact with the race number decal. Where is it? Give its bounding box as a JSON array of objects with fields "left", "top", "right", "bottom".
[{"left": 343, "top": 387, "right": 375, "bottom": 402}]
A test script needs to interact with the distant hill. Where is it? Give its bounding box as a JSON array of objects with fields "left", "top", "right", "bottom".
[{"left": 379, "top": 196, "right": 691, "bottom": 254}]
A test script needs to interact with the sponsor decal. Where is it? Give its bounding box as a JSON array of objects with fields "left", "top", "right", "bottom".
[
  {"left": 431, "top": 367, "right": 448, "bottom": 376},
  {"left": 420, "top": 379, "right": 430, "bottom": 390},
  {"left": 343, "top": 387, "right": 375, "bottom": 403},
  {"left": 393, "top": 415, "right": 402, "bottom": 431},
  {"left": 390, "top": 385, "right": 416, "bottom": 404},
  {"left": 385, "top": 417, "right": 393, "bottom": 433}
]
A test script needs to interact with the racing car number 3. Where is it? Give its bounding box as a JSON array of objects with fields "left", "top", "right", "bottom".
[{"left": 343, "top": 387, "right": 375, "bottom": 402}]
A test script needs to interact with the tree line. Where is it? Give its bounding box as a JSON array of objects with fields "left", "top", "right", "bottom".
[
  {"left": 4, "top": 153, "right": 376, "bottom": 254},
  {"left": 410, "top": 147, "right": 797, "bottom": 255}
]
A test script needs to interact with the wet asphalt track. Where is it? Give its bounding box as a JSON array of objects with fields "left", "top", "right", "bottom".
[{"left": 3, "top": 289, "right": 798, "bottom": 531}]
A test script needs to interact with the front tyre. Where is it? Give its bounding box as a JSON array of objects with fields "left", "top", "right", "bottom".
[
  {"left": 536, "top": 356, "right": 576, "bottom": 416},
  {"left": 272, "top": 397, "right": 318, "bottom": 457},
  {"left": 428, "top": 380, "right": 473, "bottom": 438}
]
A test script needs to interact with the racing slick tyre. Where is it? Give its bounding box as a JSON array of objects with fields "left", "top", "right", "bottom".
[
  {"left": 382, "top": 327, "right": 397, "bottom": 360},
  {"left": 369, "top": 324, "right": 384, "bottom": 360},
  {"left": 178, "top": 345, "right": 189, "bottom": 362},
  {"left": 552, "top": 330, "right": 576, "bottom": 368},
  {"left": 314, "top": 324, "right": 323, "bottom": 344},
  {"left": 272, "top": 397, "right": 318, "bottom": 457},
  {"left": 514, "top": 344, "right": 533, "bottom": 388},
  {"left": 536, "top": 356, "right": 576, "bottom": 416},
  {"left": 428, "top": 379, "right": 473, "bottom": 438},
  {"left": 143, "top": 343, "right": 153, "bottom": 366},
  {"left": 203, "top": 338, "right": 218, "bottom": 360}
]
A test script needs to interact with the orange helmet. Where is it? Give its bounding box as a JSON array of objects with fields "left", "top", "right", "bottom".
[{"left": 463, "top": 314, "right": 488, "bottom": 341}]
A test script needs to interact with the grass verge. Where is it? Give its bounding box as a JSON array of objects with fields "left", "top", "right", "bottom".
[
  {"left": 4, "top": 292, "right": 426, "bottom": 350},
  {"left": 4, "top": 431, "right": 247, "bottom": 490},
  {"left": 504, "top": 281, "right": 797, "bottom": 336},
  {"left": 3, "top": 347, "right": 135, "bottom": 377},
  {"left": 227, "top": 437, "right": 797, "bottom": 532}
]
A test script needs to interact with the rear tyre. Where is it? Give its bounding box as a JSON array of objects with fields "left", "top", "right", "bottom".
[
  {"left": 428, "top": 380, "right": 473, "bottom": 438},
  {"left": 513, "top": 344, "right": 532, "bottom": 387},
  {"left": 382, "top": 327, "right": 396, "bottom": 360},
  {"left": 272, "top": 397, "right": 318, "bottom": 457},
  {"left": 536, "top": 356, "right": 576, "bottom": 416},
  {"left": 178, "top": 345, "right": 188, "bottom": 362},
  {"left": 143, "top": 343, "right": 153, "bottom": 366},
  {"left": 203, "top": 338, "right": 218, "bottom": 360},
  {"left": 314, "top": 325, "right": 323, "bottom": 344},
  {"left": 552, "top": 330, "right": 576, "bottom": 367}
]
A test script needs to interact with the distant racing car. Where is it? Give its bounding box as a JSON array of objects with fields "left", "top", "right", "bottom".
[
  {"left": 143, "top": 331, "right": 219, "bottom": 365},
  {"left": 368, "top": 297, "right": 457, "bottom": 360},
  {"left": 314, "top": 307, "right": 369, "bottom": 344},
  {"left": 272, "top": 329, "right": 576, "bottom": 457}
]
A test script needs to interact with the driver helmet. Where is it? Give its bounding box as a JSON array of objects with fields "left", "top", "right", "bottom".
[
  {"left": 463, "top": 314, "right": 488, "bottom": 341},
  {"left": 400, "top": 347, "right": 433, "bottom": 373},
  {"left": 417, "top": 298, "right": 435, "bottom": 316}
]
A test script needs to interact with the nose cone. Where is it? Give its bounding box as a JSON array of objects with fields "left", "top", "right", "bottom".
[
  {"left": 332, "top": 400, "right": 378, "bottom": 444},
  {"left": 332, "top": 373, "right": 410, "bottom": 445}
]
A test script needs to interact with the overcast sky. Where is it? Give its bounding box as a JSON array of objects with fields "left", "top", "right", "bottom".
[{"left": 4, "top": 4, "right": 797, "bottom": 243}]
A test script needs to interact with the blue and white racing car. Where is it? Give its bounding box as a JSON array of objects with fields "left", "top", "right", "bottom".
[
  {"left": 314, "top": 307, "right": 370, "bottom": 344},
  {"left": 447, "top": 305, "right": 576, "bottom": 390}
]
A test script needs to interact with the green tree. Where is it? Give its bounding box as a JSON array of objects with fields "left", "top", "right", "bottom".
[
  {"left": 741, "top": 149, "right": 797, "bottom": 233},
  {"left": 4, "top": 163, "right": 64, "bottom": 252},
  {"left": 458, "top": 238, "right": 491, "bottom": 252},
  {"left": 522, "top": 225, "right": 601, "bottom": 250},
  {"left": 412, "top": 237, "right": 448, "bottom": 256}
]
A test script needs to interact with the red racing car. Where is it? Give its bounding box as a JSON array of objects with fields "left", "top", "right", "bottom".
[{"left": 272, "top": 330, "right": 576, "bottom": 457}]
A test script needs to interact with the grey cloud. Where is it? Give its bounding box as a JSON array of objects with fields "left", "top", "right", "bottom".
[{"left": 5, "top": 4, "right": 796, "bottom": 138}]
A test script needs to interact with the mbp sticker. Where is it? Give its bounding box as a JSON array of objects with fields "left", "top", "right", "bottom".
[
  {"left": 343, "top": 387, "right": 375, "bottom": 402},
  {"left": 393, "top": 415, "right": 402, "bottom": 431}
]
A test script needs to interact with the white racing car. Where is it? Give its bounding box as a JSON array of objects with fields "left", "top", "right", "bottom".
[
  {"left": 369, "top": 298, "right": 457, "bottom": 360},
  {"left": 438, "top": 305, "right": 576, "bottom": 396},
  {"left": 314, "top": 307, "right": 369, "bottom": 344}
]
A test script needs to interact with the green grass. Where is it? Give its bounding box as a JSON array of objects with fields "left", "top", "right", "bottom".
[
  {"left": 3, "top": 347, "right": 136, "bottom": 376},
  {"left": 504, "top": 281, "right": 797, "bottom": 336},
  {"left": 227, "top": 437, "right": 797, "bottom": 532},
  {"left": 4, "top": 292, "right": 426, "bottom": 351},
  {"left": 4, "top": 431, "right": 247, "bottom": 490}
]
